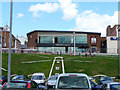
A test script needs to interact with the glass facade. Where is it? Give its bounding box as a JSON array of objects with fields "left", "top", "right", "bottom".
[
  {"left": 75, "top": 35, "right": 87, "bottom": 43},
  {"left": 38, "top": 47, "right": 52, "bottom": 53},
  {"left": 38, "top": 34, "right": 87, "bottom": 53},
  {"left": 56, "top": 36, "right": 71, "bottom": 44},
  {"left": 40, "top": 36, "right": 53, "bottom": 43}
]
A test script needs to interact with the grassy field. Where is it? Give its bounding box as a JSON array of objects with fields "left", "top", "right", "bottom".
[{"left": 2, "top": 53, "right": 119, "bottom": 78}]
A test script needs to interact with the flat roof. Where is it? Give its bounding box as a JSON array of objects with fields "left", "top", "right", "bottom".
[{"left": 27, "top": 30, "right": 101, "bottom": 36}]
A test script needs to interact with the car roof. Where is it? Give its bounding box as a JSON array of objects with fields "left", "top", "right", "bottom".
[
  {"left": 10, "top": 80, "right": 33, "bottom": 83},
  {"left": 58, "top": 73, "right": 88, "bottom": 77},
  {"left": 93, "top": 75, "right": 107, "bottom": 77},
  {"left": 109, "top": 82, "right": 120, "bottom": 84},
  {"left": 32, "top": 73, "right": 44, "bottom": 75},
  {"left": 50, "top": 76, "right": 58, "bottom": 77}
]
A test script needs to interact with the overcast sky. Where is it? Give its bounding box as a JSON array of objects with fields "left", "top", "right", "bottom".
[{"left": 1, "top": 0, "right": 118, "bottom": 37}]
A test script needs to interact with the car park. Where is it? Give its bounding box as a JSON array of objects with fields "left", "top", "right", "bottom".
[
  {"left": 55, "top": 73, "right": 91, "bottom": 90},
  {"left": 11, "top": 75, "right": 29, "bottom": 81},
  {"left": 0, "top": 76, "right": 7, "bottom": 85},
  {"left": 31, "top": 73, "right": 45, "bottom": 85},
  {"left": 101, "top": 82, "right": 120, "bottom": 90},
  {"left": 47, "top": 76, "right": 58, "bottom": 88},
  {"left": 2, "top": 80, "right": 39, "bottom": 88}
]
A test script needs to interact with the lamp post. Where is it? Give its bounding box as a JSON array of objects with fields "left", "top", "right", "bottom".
[{"left": 7, "top": 0, "right": 13, "bottom": 88}]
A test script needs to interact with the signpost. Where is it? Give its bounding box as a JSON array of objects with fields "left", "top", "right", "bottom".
[{"left": 49, "top": 57, "right": 65, "bottom": 78}]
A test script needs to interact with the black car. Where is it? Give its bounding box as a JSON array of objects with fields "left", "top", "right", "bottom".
[
  {"left": 2, "top": 80, "right": 47, "bottom": 89},
  {"left": 0, "top": 76, "right": 7, "bottom": 85}
]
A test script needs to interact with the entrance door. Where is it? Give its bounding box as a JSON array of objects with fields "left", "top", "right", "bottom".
[
  {"left": 55, "top": 37, "right": 58, "bottom": 44},
  {"left": 66, "top": 47, "right": 68, "bottom": 53}
]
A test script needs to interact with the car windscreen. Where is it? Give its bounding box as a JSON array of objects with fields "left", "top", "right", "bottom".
[
  {"left": 32, "top": 75, "right": 43, "bottom": 80},
  {"left": 4, "top": 82, "right": 27, "bottom": 88},
  {"left": 110, "top": 84, "right": 120, "bottom": 89},
  {"left": 49, "top": 76, "right": 58, "bottom": 80},
  {"left": 58, "top": 76, "right": 89, "bottom": 89},
  {"left": 100, "top": 77, "right": 113, "bottom": 81}
]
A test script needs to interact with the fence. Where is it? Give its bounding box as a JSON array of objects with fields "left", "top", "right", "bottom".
[{"left": 1, "top": 48, "right": 119, "bottom": 55}]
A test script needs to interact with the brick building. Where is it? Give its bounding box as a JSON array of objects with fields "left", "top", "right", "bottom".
[
  {"left": 0, "top": 25, "right": 21, "bottom": 52},
  {"left": 106, "top": 25, "right": 120, "bottom": 54},
  {"left": 27, "top": 30, "right": 101, "bottom": 53}
]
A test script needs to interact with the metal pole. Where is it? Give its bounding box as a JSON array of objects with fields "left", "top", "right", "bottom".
[
  {"left": 7, "top": 0, "right": 13, "bottom": 88},
  {"left": 118, "top": 2, "right": 120, "bottom": 76},
  {"left": 118, "top": 28, "right": 120, "bottom": 76},
  {"left": 0, "top": 27, "right": 3, "bottom": 77},
  {"left": 74, "top": 31, "right": 76, "bottom": 55}
]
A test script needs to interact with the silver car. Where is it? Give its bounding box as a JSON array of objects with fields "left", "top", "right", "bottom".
[
  {"left": 47, "top": 76, "right": 58, "bottom": 88},
  {"left": 101, "top": 82, "right": 120, "bottom": 90},
  {"left": 55, "top": 73, "right": 91, "bottom": 90}
]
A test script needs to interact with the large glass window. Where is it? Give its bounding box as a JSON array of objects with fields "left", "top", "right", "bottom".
[
  {"left": 40, "top": 36, "right": 53, "bottom": 43},
  {"left": 57, "top": 36, "right": 71, "bottom": 44},
  {"left": 38, "top": 47, "right": 52, "bottom": 53},
  {"left": 75, "top": 35, "right": 87, "bottom": 44}
]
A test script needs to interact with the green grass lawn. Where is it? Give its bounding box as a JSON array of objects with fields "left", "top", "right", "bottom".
[{"left": 2, "top": 53, "right": 119, "bottom": 78}]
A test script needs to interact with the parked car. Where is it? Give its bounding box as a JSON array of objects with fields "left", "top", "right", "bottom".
[
  {"left": 55, "top": 73, "right": 91, "bottom": 89},
  {"left": 38, "top": 84, "right": 48, "bottom": 90},
  {"left": 31, "top": 73, "right": 45, "bottom": 85},
  {"left": 89, "top": 77, "right": 96, "bottom": 83},
  {"left": 89, "top": 79, "right": 102, "bottom": 90},
  {"left": 0, "top": 84, "right": 2, "bottom": 87},
  {"left": 11, "top": 75, "right": 29, "bottom": 81},
  {"left": 0, "top": 76, "right": 7, "bottom": 85},
  {"left": 114, "top": 75, "right": 120, "bottom": 82},
  {"left": 101, "top": 82, "right": 120, "bottom": 90},
  {"left": 99, "top": 76, "right": 113, "bottom": 85},
  {"left": 2, "top": 80, "right": 39, "bottom": 88},
  {"left": 93, "top": 75, "right": 107, "bottom": 84},
  {"left": 47, "top": 76, "right": 58, "bottom": 88}
]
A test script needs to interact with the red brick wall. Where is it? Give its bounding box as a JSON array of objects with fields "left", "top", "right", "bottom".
[
  {"left": 0, "top": 31, "right": 16, "bottom": 48},
  {"left": 27, "top": 32, "right": 38, "bottom": 49},
  {"left": 87, "top": 34, "right": 101, "bottom": 51}
]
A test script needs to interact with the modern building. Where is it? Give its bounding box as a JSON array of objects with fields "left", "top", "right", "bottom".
[
  {"left": 27, "top": 30, "right": 101, "bottom": 54},
  {"left": 106, "top": 25, "right": 120, "bottom": 54},
  {"left": 0, "top": 25, "right": 21, "bottom": 52}
]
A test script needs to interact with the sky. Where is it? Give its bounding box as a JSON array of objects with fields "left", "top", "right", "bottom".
[{"left": 0, "top": 0, "right": 118, "bottom": 37}]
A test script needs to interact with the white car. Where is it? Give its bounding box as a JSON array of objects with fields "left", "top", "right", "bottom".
[
  {"left": 31, "top": 73, "right": 45, "bottom": 85},
  {"left": 101, "top": 82, "right": 120, "bottom": 90},
  {"left": 55, "top": 73, "right": 91, "bottom": 90}
]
